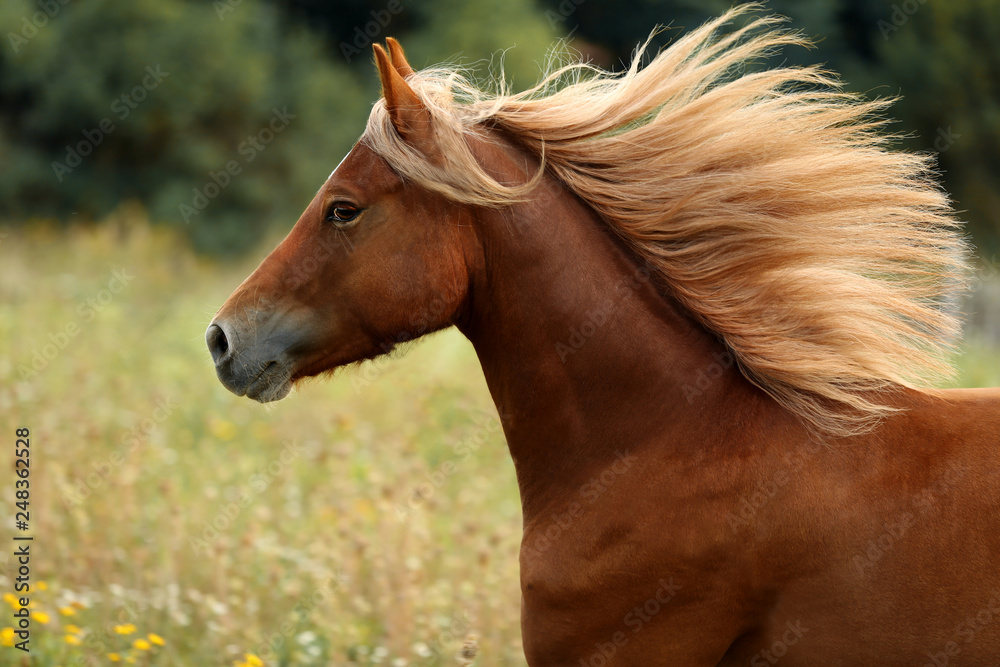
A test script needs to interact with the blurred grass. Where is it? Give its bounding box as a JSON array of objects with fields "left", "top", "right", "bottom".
[
  {"left": 953, "top": 336, "right": 1000, "bottom": 389},
  {"left": 1, "top": 215, "right": 998, "bottom": 666},
  {"left": 0, "top": 214, "right": 522, "bottom": 666}
]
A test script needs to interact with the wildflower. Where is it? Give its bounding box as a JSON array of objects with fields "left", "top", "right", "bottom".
[
  {"left": 64, "top": 634, "right": 82, "bottom": 645},
  {"left": 59, "top": 606, "right": 76, "bottom": 616},
  {"left": 148, "top": 633, "right": 165, "bottom": 646},
  {"left": 2, "top": 594, "right": 21, "bottom": 609},
  {"left": 246, "top": 654, "right": 264, "bottom": 666},
  {"left": 133, "top": 638, "right": 151, "bottom": 650},
  {"left": 108, "top": 654, "right": 122, "bottom": 662},
  {"left": 35, "top": 581, "right": 48, "bottom": 591},
  {"left": 114, "top": 623, "right": 137, "bottom": 635},
  {"left": 65, "top": 624, "right": 83, "bottom": 634},
  {"left": 30, "top": 610, "right": 50, "bottom": 624},
  {"left": 1, "top": 627, "right": 15, "bottom": 647},
  {"left": 210, "top": 418, "right": 238, "bottom": 440}
]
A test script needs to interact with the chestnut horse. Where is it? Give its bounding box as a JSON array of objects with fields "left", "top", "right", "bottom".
[{"left": 207, "top": 10, "right": 1000, "bottom": 665}]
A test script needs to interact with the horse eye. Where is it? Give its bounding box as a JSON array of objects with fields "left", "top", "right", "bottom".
[{"left": 325, "top": 204, "right": 361, "bottom": 225}]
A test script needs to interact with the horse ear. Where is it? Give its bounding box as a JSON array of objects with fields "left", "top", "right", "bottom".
[
  {"left": 373, "top": 41, "right": 431, "bottom": 144},
  {"left": 385, "top": 37, "right": 415, "bottom": 78}
]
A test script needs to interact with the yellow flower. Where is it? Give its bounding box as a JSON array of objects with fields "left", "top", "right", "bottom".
[
  {"left": 59, "top": 606, "right": 76, "bottom": 616},
  {"left": 113, "top": 623, "right": 137, "bottom": 635},
  {"left": 210, "top": 418, "right": 238, "bottom": 441},
  {"left": 133, "top": 638, "right": 151, "bottom": 650},
  {"left": 35, "top": 581, "right": 47, "bottom": 591},
  {"left": 353, "top": 498, "right": 376, "bottom": 520},
  {"left": 30, "top": 611, "right": 50, "bottom": 624},
  {"left": 65, "top": 624, "right": 83, "bottom": 635},
  {"left": 245, "top": 654, "right": 264, "bottom": 666},
  {"left": 2, "top": 594, "right": 21, "bottom": 609},
  {"left": 148, "top": 633, "right": 165, "bottom": 646},
  {"left": 1, "top": 627, "right": 15, "bottom": 647},
  {"left": 107, "top": 653, "right": 122, "bottom": 662},
  {"left": 64, "top": 633, "right": 82, "bottom": 645}
]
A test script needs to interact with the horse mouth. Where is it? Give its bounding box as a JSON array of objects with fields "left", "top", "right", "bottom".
[{"left": 244, "top": 361, "right": 293, "bottom": 403}]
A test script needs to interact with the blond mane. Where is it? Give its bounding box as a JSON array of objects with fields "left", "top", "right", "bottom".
[{"left": 364, "top": 6, "right": 969, "bottom": 437}]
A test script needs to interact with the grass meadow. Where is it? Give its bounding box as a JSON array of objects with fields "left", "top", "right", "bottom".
[
  {"left": 1, "top": 215, "right": 998, "bottom": 666},
  {"left": 1, "top": 215, "right": 522, "bottom": 666}
]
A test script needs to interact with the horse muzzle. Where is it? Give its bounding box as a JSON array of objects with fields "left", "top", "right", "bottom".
[{"left": 206, "top": 319, "right": 295, "bottom": 403}]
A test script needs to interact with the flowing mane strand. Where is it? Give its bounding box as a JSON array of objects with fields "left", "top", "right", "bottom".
[{"left": 363, "top": 6, "right": 970, "bottom": 437}]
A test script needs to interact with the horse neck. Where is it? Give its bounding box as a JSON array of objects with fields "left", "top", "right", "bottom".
[{"left": 456, "top": 140, "right": 761, "bottom": 518}]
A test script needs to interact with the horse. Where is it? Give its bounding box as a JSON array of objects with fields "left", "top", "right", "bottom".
[{"left": 206, "top": 8, "right": 1000, "bottom": 665}]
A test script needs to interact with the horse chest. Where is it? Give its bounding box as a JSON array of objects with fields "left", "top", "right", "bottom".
[{"left": 517, "top": 489, "right": 754, "bottom": 665}]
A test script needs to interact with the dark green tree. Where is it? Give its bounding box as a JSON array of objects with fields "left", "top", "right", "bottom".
[
  {"left": 0, "top": 0, "right": 367, "bottom": 254},
  {"left": 861, "top": 0, "right": 1000, "bottom": 253}
]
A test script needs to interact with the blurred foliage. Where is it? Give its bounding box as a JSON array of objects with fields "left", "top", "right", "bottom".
[
  {"left": 274, "top": 0, "right": 558, "bottom": 83},
  {"left": 1, "top": 0, "right": 999, "bottom": 254},
  {"left": 861, "top": 0, "right": 1000, "bottom": 256},
  {"left": 0, "top": 0, "right": 367, "bottom": 255}
]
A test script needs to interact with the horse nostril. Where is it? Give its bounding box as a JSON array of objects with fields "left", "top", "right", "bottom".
[{"left": 206, "top": 323, "right": 230, "bottom": 364}]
